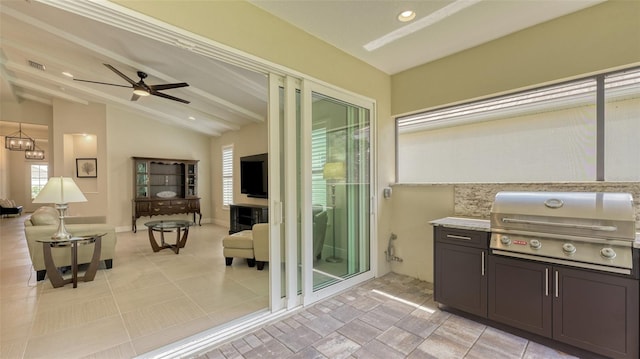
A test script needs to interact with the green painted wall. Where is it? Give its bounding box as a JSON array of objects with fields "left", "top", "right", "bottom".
[{"left": 392, "top": 0, "right": 640, "bottom": 116}]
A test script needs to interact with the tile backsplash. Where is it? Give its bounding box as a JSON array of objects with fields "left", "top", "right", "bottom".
[{"left": 453, "top": 182, "right": 640, "bottom": 229}]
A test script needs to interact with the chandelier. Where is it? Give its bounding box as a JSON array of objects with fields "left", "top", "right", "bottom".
[
  {"left": 25, "top": 141, "right": 45, "bottom": 160},
  {"left": 4, "top": 123, "right": 35, "bottom": 151}
]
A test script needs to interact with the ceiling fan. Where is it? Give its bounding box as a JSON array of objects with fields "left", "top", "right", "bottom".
[{"left": 74, "top": 64, "right": 190, "bottom": 104}]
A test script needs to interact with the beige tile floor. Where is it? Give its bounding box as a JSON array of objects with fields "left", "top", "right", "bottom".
[{"left": 0, "top": 215, "right": 269, "bottom": 358}]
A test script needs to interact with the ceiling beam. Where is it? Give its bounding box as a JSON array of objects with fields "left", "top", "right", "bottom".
[
  {"left": 3, "top": 60, "right": 224, "bottom": 135},
  {"left": 2, "top": 47, "right": 240, "bottom": 132},
  {"left": 16, "top": 91, "right": 52, "bottom": 106},
  {"left": 6, "top": 77, "right": 89, "bottom": 105},
  {"left": 0, "top": 52, "right": 21, "bottom": 103},
  {"left": 3, "top": 4, "right": 264, "bottom": 124}
]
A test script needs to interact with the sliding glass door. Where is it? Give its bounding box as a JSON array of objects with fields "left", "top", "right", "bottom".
[
  {"left": 302, "top": 81, "right": 374, "bottom": 301},
  {"left": 269, "top": 76, "right": 375, "bottom": 307}
]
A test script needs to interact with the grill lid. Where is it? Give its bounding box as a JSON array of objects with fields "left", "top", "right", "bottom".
[{"left": 490, "top": 191, "right": 636, "bottom": 241}]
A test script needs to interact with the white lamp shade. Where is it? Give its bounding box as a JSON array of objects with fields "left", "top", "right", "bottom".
[
  {"left": 33, "top": 177, "right": 87, "bottom": 204},
  {"left": 323, "top": 162, "right": 346, "bottom": 181}
]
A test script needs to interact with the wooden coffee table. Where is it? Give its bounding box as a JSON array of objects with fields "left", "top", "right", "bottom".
[{"left": 144, "top": 220, "right": 193, "bottom": 254}]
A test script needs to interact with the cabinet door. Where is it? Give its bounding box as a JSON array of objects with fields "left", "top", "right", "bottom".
[
  {"left": 435, "top": 243, "right": 487, "bottom": 317},
  {"left": 135, "top": 201, "right": 151, "bottom": 216},
  {"left": 229, "top": 205, "right": 238, "bottom": 233},
  {"left": 188, "top": 199, "right": 200, "bottom": 211},
  {"left": 553, "top": 267, "right": 639, "bottom": 359},
  {"left": 488, "top": 255, "right": 552, "bottom": 337},
  {"left": 186, "top": 163, "right": 197, "bottom": 197},
  {"left": 134, "top": 160, "right": 150, "bottom": 198}
]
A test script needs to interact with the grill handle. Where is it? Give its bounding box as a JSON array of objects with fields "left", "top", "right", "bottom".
[{"left": 501, "top": 218, "right": 617, "bottom": 232}]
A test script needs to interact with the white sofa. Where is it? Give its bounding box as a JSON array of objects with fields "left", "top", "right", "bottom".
[{"left": 24, "top": 206, "right": 117, "bottom": 281}]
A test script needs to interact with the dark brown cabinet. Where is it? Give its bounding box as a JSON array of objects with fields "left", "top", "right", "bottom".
[
  {"left": 229, "top": 204, "right": 268, "bottom": 234},
  {"left": 553, "top": 267, "right": 638, "bottom": 359},
  {"left": 488, "top": 255, "right": 552, "bottom": 337},
  {"left": 132, "top": 157, "right": 201, "bottom": 232},
  {"left": 488, "top": 255, "right": 639, "bottom": 359},
  {"left": 434, "top": 227, "right": 489, "bottom": 318}
]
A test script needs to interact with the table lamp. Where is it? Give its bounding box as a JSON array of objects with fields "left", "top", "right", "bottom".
[
  {"left": 33, "top": 177, "right": 87, "bottom": 240},
  {"left": 323, "top": 162, "right": 345, "bottom": 263}
]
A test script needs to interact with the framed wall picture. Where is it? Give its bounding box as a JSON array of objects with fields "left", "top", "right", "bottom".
[{"left": 76, "top": 158, "right": 97, "bottom": 178}]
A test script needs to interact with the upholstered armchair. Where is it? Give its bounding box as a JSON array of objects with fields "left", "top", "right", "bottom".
[
  {"left": 223, "top": 209, "right": 326, "bottom": 271},
  {"left": 312, "top": 207, "right": 328, "bottom": 260},
  {"left": 223, "top": 223, "right": 269, "bottom": 270},
  {"left": 253, "top": 223, "right": 269, "bottom": 270},
  {"left": 24, "top": 206, "right": 117, "bottom": 281}
]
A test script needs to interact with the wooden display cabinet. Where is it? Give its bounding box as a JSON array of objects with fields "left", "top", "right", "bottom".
[{"left": 132, "top": 157, "right": 201, "bottom": 232}]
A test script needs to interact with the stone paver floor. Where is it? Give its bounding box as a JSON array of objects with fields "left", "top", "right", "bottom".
[{"left": 199, "top": 273, "right": 578, "bottom": 359}]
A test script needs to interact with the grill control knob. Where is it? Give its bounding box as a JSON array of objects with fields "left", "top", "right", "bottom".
[
  {"left": 500, "top": 236, "right": 511, "bottom": 246},
  {"left": 562, "top": 243, "right": 576, "bottom": 254},
  {"left": 601, "top": 247, "right": 616, "bottom": 259},
  {"left": 530, "top": 239, "right": 542, "bottom": 249}
]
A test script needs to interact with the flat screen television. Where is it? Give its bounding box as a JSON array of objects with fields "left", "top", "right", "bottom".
[{"left": 240, "top": 153, "right": 268, "bottom": 198}]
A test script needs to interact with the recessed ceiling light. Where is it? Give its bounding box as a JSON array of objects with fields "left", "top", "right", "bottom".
[
  {"left": 365, "top": 0, "right": 481, "bottom": 52},
  {"left": 398, "top": 10, "right": 416, "bottom": 22},
  {"left": 62, "top": 71, "right": 74, "bottom": 78}
]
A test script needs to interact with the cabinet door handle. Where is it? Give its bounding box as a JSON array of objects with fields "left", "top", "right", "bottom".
[
  {"left": 554, "top": 270, "right": 559, "bottom": 298},
  {"left": 545, "top": 268, "right": 549, "bottom": 296},
  {"left": 446, "top": 234, "right": 471, "bottom": 240},
  {"left": 481, "top": 251, "right": 485, "bottom": 276}
]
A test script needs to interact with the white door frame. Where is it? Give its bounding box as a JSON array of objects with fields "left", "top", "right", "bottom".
[{"left": 300, "top": 79, "right": 377, "bottom": 305}]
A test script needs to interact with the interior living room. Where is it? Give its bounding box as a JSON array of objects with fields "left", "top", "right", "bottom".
[{"left": 1, "top": 1, "right": 639, "bottom": 358}]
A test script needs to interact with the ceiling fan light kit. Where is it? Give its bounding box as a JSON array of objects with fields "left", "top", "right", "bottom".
[
  {"left": 133, "top": 88, "right": 150, "bottom": 96},
  {"left": 73, "top": 64, "right": 190, "bottom": 104}
]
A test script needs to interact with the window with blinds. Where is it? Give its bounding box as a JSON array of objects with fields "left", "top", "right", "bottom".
[
  {"left": 222, "top": 145, "right": 233, "bottom": 208},
  {"left": 30, "top": 164, "right": 48, "bottom": 199},
  {"left": 396, "top": 66, "right": 640, "bottom": 183},
  {"left": 312, "top": 128, "right": 327, "bottom": 207}
]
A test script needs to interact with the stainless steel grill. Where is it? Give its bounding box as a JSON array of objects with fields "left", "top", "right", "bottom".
[{"left": 490, "top": 191, "right": 637, "bottom": 275}]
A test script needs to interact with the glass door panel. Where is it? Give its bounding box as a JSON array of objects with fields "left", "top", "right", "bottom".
[
  {"left": 308, "top": 91, "right": 371, "bottom": 292},
  {"left": 271, "top": 75, "right": 301, "bottom": 309}
]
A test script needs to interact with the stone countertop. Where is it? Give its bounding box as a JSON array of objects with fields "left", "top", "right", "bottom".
[
  {"left": 430, "top": 217, "right": 491, "bottom": 232},
  {"left": 636, "top": 233, "right": 640, "bottom": 249}
]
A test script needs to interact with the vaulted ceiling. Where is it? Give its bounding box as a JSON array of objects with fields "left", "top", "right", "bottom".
[{"left": 0, "top": 0, "right": 604, "bottom": 136}]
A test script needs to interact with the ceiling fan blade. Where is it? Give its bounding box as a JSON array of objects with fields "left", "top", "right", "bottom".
[
  {"left": 73, "top": 78, "right": 131, "bottom": 88},
  {"left": 103, "top": 64, "right": 137, "bottom": 86},
  {"left": 149, "top": 82, "right": 189, "bottom": 91},
  {"left": 151, "top": 91, "right": 190, "bottom": 104},
  {"left": 130, "top": 93, "right": 141, "bottom": 102}
]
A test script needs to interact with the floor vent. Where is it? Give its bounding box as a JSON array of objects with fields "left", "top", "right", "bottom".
[{"left": 27, "top": 60, "right": 46, "bottom": 71}]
